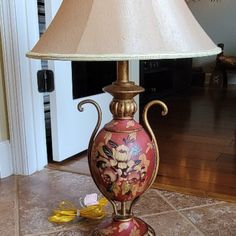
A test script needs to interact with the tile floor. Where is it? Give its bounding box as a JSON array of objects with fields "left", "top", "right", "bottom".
[{"left": 1, "top": 168, "right": 236, "bottom": 236}]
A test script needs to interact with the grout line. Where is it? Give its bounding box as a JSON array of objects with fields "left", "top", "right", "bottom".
[
  {"left": 178, "top": 201, "right": 226, "bottom": 212},
  {"left": 46, "top": 165, "right": 91, "bottom": 177},
  {"left": 139, "top": 209, "right": 176, "bottom": 218},
  {"left": 154, "top": 189, "right": 205, "bottom": 236},
  {"left": 23, "top": 225, "right": 85, "bottom": 236},
  {"left": 15, "top": 176, "right": 20, "bottom": 236},
  {"left": 154, "top": 182, "right": 236, "bottom": 204}
]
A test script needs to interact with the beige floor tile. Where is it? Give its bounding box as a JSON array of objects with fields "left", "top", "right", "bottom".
[
  {"left": 18, "top": 169, "right": 100, "bottom": 235},
  {"left": 0, "top": 176, "right": 17, "bottom": 201},
  {"left": 48, "top": 155, "right": 90, "bottom": 176},
  {"left": 142, "top": 212, "right": 203, "bottom": 236},
  {"left": 133, "top": 189, "right": 174, "bottom": 216},
  {"left": 0, "top": 201, "right": 17, "bottom": 236},
  {"left": 181, "top": 203, "right": 236, "bottom": 235},
  {"left": 37, "top": 231, "right": 87, "bottom": 236},
  {"left": 159, "top": 190, "right": 222, "bottom": 210},
  {"left": 0, "top": 176, "right": 18, "bottom": 236}
]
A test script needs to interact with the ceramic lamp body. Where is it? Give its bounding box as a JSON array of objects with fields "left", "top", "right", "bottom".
[{"left": 90, "top": 119, "right": 157, "bottom": 202}]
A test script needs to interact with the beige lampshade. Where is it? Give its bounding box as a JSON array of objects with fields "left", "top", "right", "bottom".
[{"left": 27, "top": 0, "right": 221, "bottom": 61}]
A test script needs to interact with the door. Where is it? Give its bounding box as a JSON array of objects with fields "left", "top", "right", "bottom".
[{"left": 45, "top": 0, "right": 140, "bottom": 162}]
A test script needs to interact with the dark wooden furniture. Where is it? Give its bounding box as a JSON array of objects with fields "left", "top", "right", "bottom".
[
  {"left": 211, "top": 43, "right": 236, "bottom": 88},
  {"left": 140, "top": 59, "right": 192, "bottom": 105}
]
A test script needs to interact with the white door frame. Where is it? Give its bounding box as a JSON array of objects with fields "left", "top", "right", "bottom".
[{"left": 0, "top": 0, "right": 47, "bottom": 175}]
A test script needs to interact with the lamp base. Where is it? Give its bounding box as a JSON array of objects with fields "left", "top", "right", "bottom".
[{"left": 92, "top": 217, "right": 155, "bottom": 236}]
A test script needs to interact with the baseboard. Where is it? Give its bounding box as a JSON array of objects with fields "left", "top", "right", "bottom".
[{"left": 0, "top": 140, "right": 13, "bottom": 178}]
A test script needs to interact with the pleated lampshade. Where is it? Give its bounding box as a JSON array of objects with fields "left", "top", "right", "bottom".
[{"left": 27, "top": 0, "right": 220, "bottom": 61}]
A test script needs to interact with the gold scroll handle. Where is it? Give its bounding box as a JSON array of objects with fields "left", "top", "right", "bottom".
[
  {"left": 77, "top": 99, "right": 102, "bottom": 154},
  {"left": 77, "top": 100, "right": 119, "bottom": 216},
  {"left": 142, "top": 100, "right": 168, "bottom": 190}
]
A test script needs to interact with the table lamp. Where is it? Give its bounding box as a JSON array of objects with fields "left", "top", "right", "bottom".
[{"left": 27, "top": 0, "right": 220, "bottom": 235}]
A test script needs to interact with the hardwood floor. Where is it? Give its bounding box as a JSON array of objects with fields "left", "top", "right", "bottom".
[{"left": 148, "top": 86, "right": 236, "bottom": 201}]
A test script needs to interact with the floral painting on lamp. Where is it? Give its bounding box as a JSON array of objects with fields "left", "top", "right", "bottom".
[{"left": 90, "top": 119, "right": 156, "bottom": 202}]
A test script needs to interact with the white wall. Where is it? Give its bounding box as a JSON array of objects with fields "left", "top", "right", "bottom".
[{"left": 188, "top": 0, "right": 236, "bottom": 71}]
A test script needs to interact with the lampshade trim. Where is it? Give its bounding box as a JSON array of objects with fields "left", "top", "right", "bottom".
[{"left": 27, "top": 48, "right": 221, "bottom": 61}]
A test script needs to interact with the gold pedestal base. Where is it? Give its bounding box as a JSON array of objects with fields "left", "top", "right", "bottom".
[{"left": 92, "top": 217, "right": 156, "bottom": 236}]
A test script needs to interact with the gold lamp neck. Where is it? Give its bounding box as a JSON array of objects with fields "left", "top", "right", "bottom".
[
  {"left": 103, "top": 61, "right": 144, "bottom": 120},
  {"left": 116, "top": 61, "right": 129, "bottom": 84}
]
